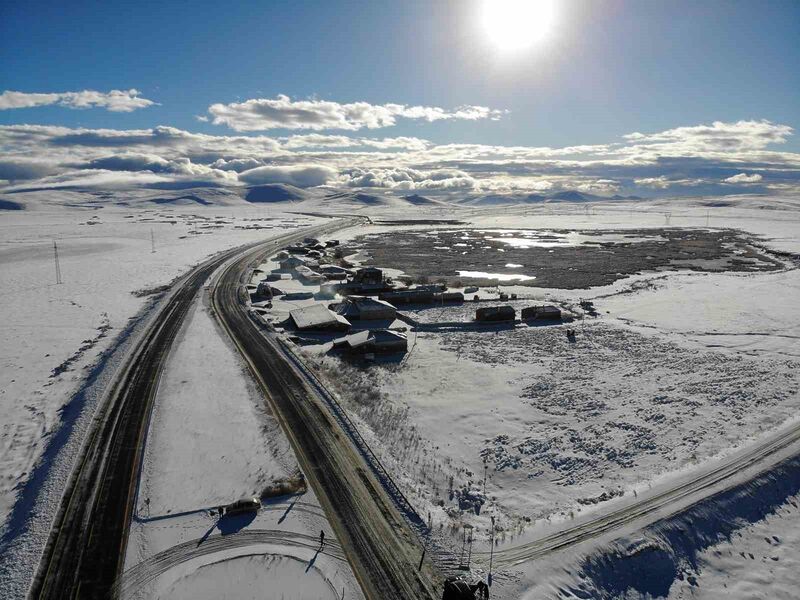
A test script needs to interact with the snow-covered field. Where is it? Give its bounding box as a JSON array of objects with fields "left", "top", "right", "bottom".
[
  {"left": 126, "top": 288, "right": 362, "bottom": 599},
  {"left": 0, "top": 195, "right": 325, "bottom": 597},
  {"left": 666, "top": 492, "right": 800, "bottom": 600},
  {"left": 0, "top": 203, "right": 317, "bottom": 524},
  {"left": 287, "top": 195, "right": 800, "bottom": 597},
  {"left": 2, "top": 187, "right": 799, "bottom": 599}
]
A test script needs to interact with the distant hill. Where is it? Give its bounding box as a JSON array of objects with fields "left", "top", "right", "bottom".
[
  {"left": 0, "top": 198, "right": 23, "bottom": 210},
  {"left": 322, "top": 191, "right": 388, "bottom": 206},
  {"left": 403, "top": 194, "right": 435, "bottom": 205},
  {"left": 549, "top": 190, "right": 595, "bottom": 201},
  {"left": 459, "top": 189, "right": 641, "bottom": 205},
  {"left": 150, "top": 194, "right": 212, "bottom": 206},
  {"left": 244, "top": 184, "right": 307, "bottom": 203}
]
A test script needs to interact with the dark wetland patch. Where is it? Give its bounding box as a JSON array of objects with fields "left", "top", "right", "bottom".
[{"left": 343, "top": 228, "right": 784, "bottom": 289}]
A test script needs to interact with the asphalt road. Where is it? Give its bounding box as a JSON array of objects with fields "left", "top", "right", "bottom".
[
  {"left": 211, "top": 223, "right": 441, "bottom": 600},
  {"left": 29, "top": 219, "right": 361, "bottom": 600}
]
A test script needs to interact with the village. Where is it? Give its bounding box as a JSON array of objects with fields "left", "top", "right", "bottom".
[
  {"left": 247, "top": 235, "right": 573, "bottom": 361},
  {"left": 237, "top": 220, "right": 800, "bottom": 584}
]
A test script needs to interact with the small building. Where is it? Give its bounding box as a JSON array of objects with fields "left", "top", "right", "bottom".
[
  {"left": 415, "top": 283, "right": 447, "bottom": 292},
  {"left": 303, "top": 237, "right": 320, "bottom": 245},
  {"left": 283, "top": 291, "right": 315, "bottom": 301},
  {"left": 275, "top": 250, "right": 289, "bottom": 260},
  {"left": 323, "top": 271, "right": 347, "bottom": 281},
  {"left": 476, "top": 305, "right": 516, "bottom": 322},
  {"left": 295, "top": 265, "right": 325, "bottom": 284},
  {"left": 325, "top": 239, "right": 340, "bottom": 247},
  {"left": 286, "top": 244, "right": 309, "bottom": 255},
  {"left": 331, "top": 329, "right": 408, "bottom": 354},
  {"left": 521, "top": 305, "right": 562, "bottom": 321},
  {"left": 380, "top": 289, "right": 436, "bottom": 305},
  {"left": 256, "top": 281, "right": 281, "bottom": 299},
  {"left": 335, "top": 296, "right": 397, "bottom": 320},
  {"left": 266, "top": 271, "right": 292, "bottom": 282},
  {"left": 278, "top": 256, "right": 306, "bottom": 271},
  {"left": 352, "top": 267, "right": 383, "bottom": 285},
  {"left": 434, "top": 292, "right": 465, "bottom": 304},
  {"left": 288, "top": 304, "right": 351, "bottom": 331},
  {"left": 319, "top": 264, "right": 349, "bottom": 275}
]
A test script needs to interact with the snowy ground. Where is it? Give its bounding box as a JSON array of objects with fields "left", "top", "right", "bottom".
[
  {"left": 666, "top": 493, "right": 800, "bottom": 600},
  {"left": 2, "top": 190, "right": 799, "bottom": 599},
  {"left": 0, "top": 205, "right": 317, "bottom": 525},
  {"left": 0, "top": 201, "right": 323, "bottom": 597},
  {"left": 286, "top": 196, "right": 800, "bottom": 597},
  {"left": 125, "top": 283, "right": 362, "bottom": 599}
]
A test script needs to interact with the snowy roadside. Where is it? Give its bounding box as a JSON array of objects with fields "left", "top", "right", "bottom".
[
  {"left": 277, "top": 201, "right": 799, "bottom": 598},
  {"left": 0, "top": 206, "right": 321, "bottom": 597},
  {"left": 124, "top": 278, "right": 363, "bottom": 599}
]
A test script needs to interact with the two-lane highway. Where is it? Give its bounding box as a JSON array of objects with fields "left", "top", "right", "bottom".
[
  {"left": 211, "top": 224, "right": 441, "bottom": 600},
  {"left": 30, "top": 218, "right": 362, "bottom": 600}
]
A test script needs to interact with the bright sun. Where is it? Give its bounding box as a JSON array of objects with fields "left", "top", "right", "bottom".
[{"left": 481, "top": 0, "right": 557, "bottom": 52}]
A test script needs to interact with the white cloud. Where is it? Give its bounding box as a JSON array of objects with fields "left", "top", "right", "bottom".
[
  {"left": 528, "top": 180, "right": 554, "bottom": 191},
  {"left": 634, "top": 176, "right": 672, "bottom": 189},
  {"left": 723, "top": 172, "right": 763, "bottom": 184},
  {"left": 0, "top": 89, "right": 157, "bottom": 112},
  {"left": 280, "top": 135, "right": 432, "bottom": 153},
  {"left": 0, "top": 158, "right": 61, "bottom": 181},
  {"left": 207, "top": 94, "right": 506, "bottom": 131},
  {"left": 577, "top": 179, "right": 621, "bottom": 194},
  {"left": 342, "top": 167, "right": 478, "bottom": 190},
  {"left": 238, "top": 164, "right": 338, "bottom": 187},
  {"left": 623, "top": 120, "right": 792, "bottom": 152},
  {"left": 5, "top": 169, "right": 173, "bottom": 190},
  {"left": 1, "top": 119, "right": 797, "bottom": 196}
]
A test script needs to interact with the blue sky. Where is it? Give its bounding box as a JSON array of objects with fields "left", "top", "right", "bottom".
[{"left": 1, "top": 0, "right": 799, "bottom": 196}]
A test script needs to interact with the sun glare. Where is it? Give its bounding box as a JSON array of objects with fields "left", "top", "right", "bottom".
[{"left": 481, "top": 0, "right": 557, "bottom": 52}]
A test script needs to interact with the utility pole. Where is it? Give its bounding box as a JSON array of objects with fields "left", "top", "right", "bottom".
[
  {"left": 53, "top": 240, "right": 63, "bottom": 284},
  {"left": 459, "top": 526, "right": 466, "bottom": 568},
  {"left": 488, "top": 515, "right": 495, "bottom": 587},
  {"left": 150, "top": 228, "right": 156, "bottom": 253},
  {"left": 482, "top": 456, "right": 488, "bottom": 496},
  {"left": 466, "top": 529, "right": 473, "bottom": 569}
]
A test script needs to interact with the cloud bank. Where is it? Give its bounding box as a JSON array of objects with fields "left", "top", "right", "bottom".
[
  {"left": 1, "top": 119, "right": 797, "bottom": 197},
  {"left": 0, "top": 89, "right": 157, "bottom": 112},
  {"left": 207, "top": 95, "right": 506, "bottom": 131},
  {"left": 724, "top": 172, "right": 763, "bottom": 184}
]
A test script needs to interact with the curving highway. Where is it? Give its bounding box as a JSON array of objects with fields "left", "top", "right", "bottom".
[
  {"left": 29, "top": 218, "right": 364, "bottom": 600},
  {"left": 211, "top": 221, "right": 441, "bottom": 600}
]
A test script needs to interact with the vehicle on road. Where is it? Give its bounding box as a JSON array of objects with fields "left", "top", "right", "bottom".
[
  {"left": 442, "top": 577, "right": 489, "bottom": 599},
  {"left": 224, "top": 497, "right": 261, "bottom": 516}
]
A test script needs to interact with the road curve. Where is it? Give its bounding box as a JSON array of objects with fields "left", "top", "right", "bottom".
[
  {"left": 211, "top": 224, "right": 441, "bottom": 600},
  {"left": 118, "top": 528, "right": 348, "bottom": 597},
  {"left": 487, "top": 413, "right": 800, "bottom": 568},
  {"left": 30, "top": 219, "right": 362, "bottom": 600}
]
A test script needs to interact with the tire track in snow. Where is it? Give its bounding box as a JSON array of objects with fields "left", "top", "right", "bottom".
[{"left": 118, "top": 528, "right": 347, "bottom": 597}]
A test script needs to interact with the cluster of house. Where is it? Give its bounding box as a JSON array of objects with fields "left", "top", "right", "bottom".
[
  {"left": 250, "top": 237, "right": 566, "bottom": 359},
  {"left": 286, "top": 295, "right": 408, "bottom": 357}
]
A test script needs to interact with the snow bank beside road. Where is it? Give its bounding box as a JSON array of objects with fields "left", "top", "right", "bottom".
[{"left": 134, "top": 293, "right": 294, "bottom": 518}]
